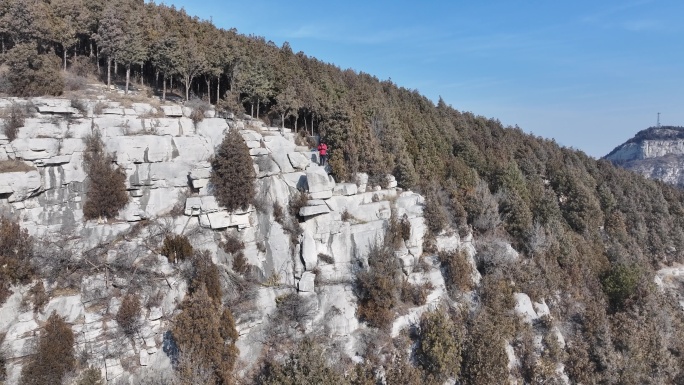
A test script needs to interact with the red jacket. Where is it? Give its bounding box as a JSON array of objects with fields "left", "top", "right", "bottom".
[{"left": 318, "top": 143, "right": 328, "bottom": 156}]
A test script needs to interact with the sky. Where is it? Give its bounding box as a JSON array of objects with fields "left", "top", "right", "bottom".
[{"left": 158, "top": 0, "right": 684, "bottom": 158}]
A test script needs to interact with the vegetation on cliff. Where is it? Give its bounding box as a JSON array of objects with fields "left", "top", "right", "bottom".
[{"left": 3, "top": 0, "right": 684, "bottom": 383}]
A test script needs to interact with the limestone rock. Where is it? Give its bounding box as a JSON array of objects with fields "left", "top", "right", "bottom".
[
  {"left": 0, "top": 170, "right": 42, "bottom": 202},
  {"left": 300, "top": 204, "right": 330, "bottom": 217},
  {"left": 301, "top": 231, "right": 318, "bottom": 270},
  {"left": 514, "top": 293, "right": 538, "bottom": 323},
  {"left": 298, "top": 272, "right": 316, "bottom": 292},
  {"left": 161, "top": 105, "right": 183, "bottom": 117},
  {"left": 306, "top": 167, "right": 335, "bottom": 193},
  {"left": 288, "top": 152, "right": 311, "bottom": 170},
  {"left": 333, "top": 183, "right": 358, "bottom": 196},
  {"left": 200, "top": 211, "right": 251, "bottom": 229}
]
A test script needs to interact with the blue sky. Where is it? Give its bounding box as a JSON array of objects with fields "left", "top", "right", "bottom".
[{"left": 159, "top": 0, "right": 684, "bottom": 157}]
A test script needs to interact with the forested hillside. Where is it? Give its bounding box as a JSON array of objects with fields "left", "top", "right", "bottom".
[{"left": 2, "top": 0, "right": 684, "bottom": 384}]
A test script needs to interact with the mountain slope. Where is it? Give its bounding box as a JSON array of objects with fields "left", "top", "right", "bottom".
[{"left": 605, "top": 126, "right": 684, "bottom": 186}]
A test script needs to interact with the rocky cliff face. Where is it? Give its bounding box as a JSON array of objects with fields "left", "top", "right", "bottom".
[
  {"left": 604, "top": 126, "right": 684, "bottom": 186},
  {"left": 0, "top": 94, "right": 485, "bottom": 384}
]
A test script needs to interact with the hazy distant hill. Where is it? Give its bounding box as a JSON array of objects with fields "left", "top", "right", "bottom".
[{"left": 604, "top": 126, "right": 684, "bottom": 186}]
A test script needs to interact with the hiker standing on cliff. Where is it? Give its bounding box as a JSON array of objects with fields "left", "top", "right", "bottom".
[{"left": 318, "top": 141, "right": 328, "bottom": 166}]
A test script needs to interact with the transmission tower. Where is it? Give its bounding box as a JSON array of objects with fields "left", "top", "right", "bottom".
[{"left": 657, "top": 112, "right": 661, "bottom": 128}]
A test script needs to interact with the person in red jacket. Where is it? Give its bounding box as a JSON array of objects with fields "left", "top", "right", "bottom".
[{"left": 317, "top": 141, "right": 328, "bottom": 166}]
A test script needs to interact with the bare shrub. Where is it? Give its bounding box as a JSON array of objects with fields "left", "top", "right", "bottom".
[
  {"left": 188, "top": 250, "right": 222, "bottom": 304},
  {"left": 19, "top": 312, "right": 75, "bottom": 385},
  {"left": 222, "top": 234, "right": 245, "bottom": 254},
  {"left": 211, "top": 129, "right": 255, "bottom": 212},
  {"left": 273, "top": 292, "right": 317, "bottom": 329},
  {"left": 82, "top": 131, "right": 128, "bottom": 220},
  {"left": 92, "top": 101, "right": 106, "bottom": 115},
  {"left": 116, "top": 293, "right": 142, "bottom": 336},
  {"left": 232, "top": 251, "right": 249, "bottom": 275},
  {"left": 75, "top": 367, "right": 105, "bottom": 385},
  {"left": 27, "top": 281, "right": 48, "bottom": 312},
  {"left": 272, "top": 202, "right": 284, "bottom": 224},
  {"left": 3, "top": 102, "right": 26, "bottom": 141},
  {"left": 185, "top": 98, "right": 211, "bottom": 124},
  {"left": 288, "top": 191, "right": 309, "bottom": 218},
  {"left": 160, "top": 234, "right": 193, "bottom": 263},
  {"left": 64, "top": 72, "right": 87, "bottom": 91},
  {"left": 400, "top": 280, "right": 431, "bottom": 306},
  {"left": 70, "top": 98, "right": 88, "bottom": 115}
]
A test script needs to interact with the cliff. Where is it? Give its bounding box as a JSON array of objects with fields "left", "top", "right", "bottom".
[
  {"left": 604, "top": 126, "right": 684, "bottom": 186},
  {"left": 0, "top": 91, "right": 481, "bottom": 383}
]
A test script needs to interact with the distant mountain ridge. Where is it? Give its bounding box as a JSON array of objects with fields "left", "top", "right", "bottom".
[{"left": 604, "top": 125, "right": 684, "bottom": 186}]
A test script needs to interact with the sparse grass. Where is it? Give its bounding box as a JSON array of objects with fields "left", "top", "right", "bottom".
[{"left": 0, "top": 159, "right": 35, "bottom": 173}]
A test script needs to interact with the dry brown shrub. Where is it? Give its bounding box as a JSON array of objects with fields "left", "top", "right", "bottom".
[
  {"left": 27, "top": 281, "right": 48, "bottom": 312},
  {"left": 82, "top": 131, "right": 128, "bottom": 220},
  {"left": 222, "top": 234, "right": 245, "bottom": 255},
  {"left": 19, "top": 312, "right": 75, "bottom": 385},
  {"left": 232, "top": 251, "right": 249, "bottom": 275},
  {"left": 439, "top": 249, "right": 474, "bottom": 295},
  {"left": 161, "top": 234, "right": 193, "bottom": 263},
  {"left": 355, "top": 246, "right": 401, "bottom": 330},
  {"left": 172, "top": 285, "right": 239, "bottom": 385},
  {"left": 0, "top": 217, "right": 35, "bottom": 304},
  {"left": 0, "top": 159, "right": 34, "bottom": 173},
  {"left": 2, "top": 103, "right": 26, "bottom": 141},
  {"left": 189, "top": 250, "right": 223, "bottom": 304},
  {"left": 116, "top": 293, "right": 142, "bottom": 336},
  {"left": 272, "top": 202, "right": 285, "bottom": 224},
  {"left": 400, "top": 280, "right": 431, "bottom": 306}
]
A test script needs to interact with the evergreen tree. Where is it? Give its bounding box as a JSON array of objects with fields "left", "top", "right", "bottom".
[
  {"left": 20, "top": 312, "right": 75, "bottom": 385},
  {"left": 210, "top": 129, "right": 255, "bottom": 212}
]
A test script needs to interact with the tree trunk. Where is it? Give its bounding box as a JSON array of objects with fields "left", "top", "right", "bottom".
[
  {"left": 114, "top": 59, "right": 118, "bottom": 75},
  {"left": 90, "top": 41, "right": 94, "bottom": 57},
  {"left": 294, "top": 115, "right": 299, "bottom": 133},
  {"left": 140, "top": 64, "right": 144, "bottom": 86},
  {"left": 256, "top": 98, "right": 260, "bottom": 119},
  {"left": 281, "top": 113, "right": 285, "bottom": 129},
  {"left": 96, "top": 47, "right": 100, "bottom": 75},
  {"left": 125, "top": 65, "right": 130, "bottom": 94},
  {"left": 107, "top": 57, "right": 111, "bottom": 88},
  {"left": 63, "top": 49, "right": 67, "bottom": 71},
  {"left": 250, "top": 102, "right": 254, "bottom": 118},
  {"left": 303, "top": 115, "right": 307, "bottom": 134},
  {"left": 206, "top": 78, "right": 211, "bottom": 102},
  {"left": 216, "top": 76, "right": 220, "bottom": 103},
  {"left": 162, "top": 75, "right": 167, "bottom": 101},
  {"left": 185, "top": 75, "right": 191, "bottom": 101}
]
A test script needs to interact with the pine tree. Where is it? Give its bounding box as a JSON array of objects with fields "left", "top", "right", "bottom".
[
  {"left": 82, "top": 131, "right": 129, "bottom": 220},
  {"left": 20, "top": 312, "right": 75, "bottom": 385},
  {"left": 210, "top": 129, "right": 255, "bottom": 212}
]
